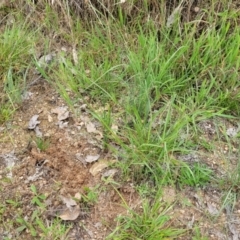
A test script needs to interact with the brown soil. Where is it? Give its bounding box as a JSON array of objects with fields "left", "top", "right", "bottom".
[{"left": 0, "top": 79, "right": 140, "bottom": 239}]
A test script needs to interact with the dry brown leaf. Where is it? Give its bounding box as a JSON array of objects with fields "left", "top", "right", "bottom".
[
  {"left": 48, "top": 115, "right": 53, "bottom": 122},
  {"left": 72, "top": 47, "right": 78, "bottom": 65},
  {"left": 102, "top": 168, "right": 118, "bottom": 178},
  {"left": 166, "top": 1, "right": 183, "bottom": 28},
  {"left": 59, "top": 205, "right": 80, "bottom": 221},
  {"left": 85, "top": 154, "right": 100, "bottom": 163},
  {"left": 28, "top": 115, "right": 40, "bottom": 129},
  {"left": 37, "top": 53, "right": 56, "bottom": 69},
  {"left": 74, "top": 192, "right": 82, "bottom": 200},
  {"left": 51, "top": 106, "right": 69, "bottom": 121},
  {"left": 57, "top": 120, "right": 68, "bottom": 129},
  {"left": 21, "top": 91, "right": 33, "bottom": 100},
  {"left": 207, "top": 202, "right": 219, "bottom": 216},
  {"left": 90, "top": 159, "right": 116, "bottom": 176},
  {"left": 34, "top": 126, "right": 43, "bottom": 138},
  {"left": 86, "top": 122, "right": 96, "bottom": 133},
  {"left": 60, "top": 195, "right": 77, "bottom": 208}
]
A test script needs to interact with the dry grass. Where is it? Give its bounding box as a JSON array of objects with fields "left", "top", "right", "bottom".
[{"left": 0, "top": 0, "right": 204, "bottom": 27}]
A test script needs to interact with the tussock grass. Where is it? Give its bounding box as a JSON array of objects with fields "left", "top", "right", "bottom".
[{"left": 48, "top": 6, "right": 240, "bottom": 185}]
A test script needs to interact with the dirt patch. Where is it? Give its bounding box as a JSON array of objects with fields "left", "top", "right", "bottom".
[{"left": 0, "top": 79, "right": 140, "bottom": 239}]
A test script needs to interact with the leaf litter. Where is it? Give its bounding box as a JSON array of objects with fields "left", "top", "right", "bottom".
[
  {"left": 89, "top": 159, "right": 114, "bottom": 176},
  {"left": 58, "top": 194, "right": 81, "bottom": 221},
  {"left": 28, "top": 114, "right": 40, "bottom": 129},
  {"left": 58, "top": 205, "right": 81, "bottom": 221}
]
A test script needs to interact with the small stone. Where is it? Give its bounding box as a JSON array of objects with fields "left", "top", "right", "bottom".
[{"left": 194, "top": 7, "right": 200, "bottom": 12}]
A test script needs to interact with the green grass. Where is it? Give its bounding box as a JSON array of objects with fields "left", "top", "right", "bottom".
[
  {"left": 106, "top": 195, "right": 185, "bottom": 240},
  {"left": 0, "top": 15, "right": 37, "bottom": 121},
  {"left": 177, "top": 162, "right": 212, "bottom": 187},
  {"left": 1, "top": 0, "right": 240, "bottom": 239},
  {"left": 35, "top": 137, "right": 50, "bottom": 152}
]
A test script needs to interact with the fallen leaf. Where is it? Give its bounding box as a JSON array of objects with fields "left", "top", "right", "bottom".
[
  {"left": 85, "top": 154, "right": 100, "bottom": 163},
  {"left": 166, "top": 1, "right": 183, "bottom": 28},
  {"left": 225, "top": 205, "right": 240, "bottom": 240},
  {"left": 21, "top": 91, "right": 33, "bottom": 100},
  {"left": 26, "top": 168, "right": 44, "bottom": 183},
  {"left": 74, "top": 193, "right": 82, "bottom": 201},
  {"left": 34, "top": 126, "right": 43, "bottom": 138},
  {"left": 90, "top": 159, "right": 115, "bottom": 176},
  {"left": 59, "top": 205, "right": 80, "bottom": 221},
  {"left": 207, "top": 202, "right": 219, "bottom": 215},
  {"left": 48, "top": 115, "right": 53, "bottom": 122},
  {"left": 187, "top": 215, "right": 195, "bottom": 229},
  {"left": 0, "top": 151, "right": 17, "bottom": 178},
  {"left": 57, "top": 121, "right": 68, "bottom": 129},
  {"left": 28, "top": 115, "right": 40, "bottom": 129},
  {"left": 72, "top": 47, "right": 78, "bottom": 65},
  {"left": 79, "top": 104, "right": 87, "bottom": 111},
  {"left": 60, "top": 195, "right": 77, "bottom": 208},
  {"left": 86, "top": 122, "right": 96, "bottom": 133},
  {"left": 226, "top": 127, "right": 239, "bottom": 137},
  {"left": 52, "top": 106, "right": 69, "bottom": 121},
  {"left": 102, "top": 168, "right": 118, "bottom": 178},
  {"left": 37, "top": 53, "right": 56, "bottom": 69},
  {"left": 76, "top": 153, "right": 87, "bottom": 166}
]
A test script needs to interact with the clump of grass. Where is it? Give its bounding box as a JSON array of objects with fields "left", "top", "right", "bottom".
[
  {"left": 0, "top": 103, "right": 15, "bottom": 124},
  {"left": 48, "top": 4, "right": 240, "bottom": 188},
  {"left": 107, "top": 195, "right": 185, "bottom": 240},
  {"left": 0, "top": 17, "right": 36, "bottom": 122},
  {"left": 177, "top": 163, "right": 212, "bottom": 188}
]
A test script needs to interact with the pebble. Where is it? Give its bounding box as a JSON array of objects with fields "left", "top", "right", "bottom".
[{"left": 194, "top": 7, "right": 200, "bottom": 12}]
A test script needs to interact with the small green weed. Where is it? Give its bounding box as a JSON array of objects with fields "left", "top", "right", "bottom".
[
  {"left": 192, "top": 226, "right": 209, "bottom": 240},
  {"left": 35, "top": 137, "right": 50, "bottom": 152},
  {"left": 0, "top": 104, "right": 14, "bottom": 124},
  {"left": 30, "top": 184, "right": 47, "bottom": 208},
  {"left": 82, "top": 186, "right": 99, "bottom": 206}
]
